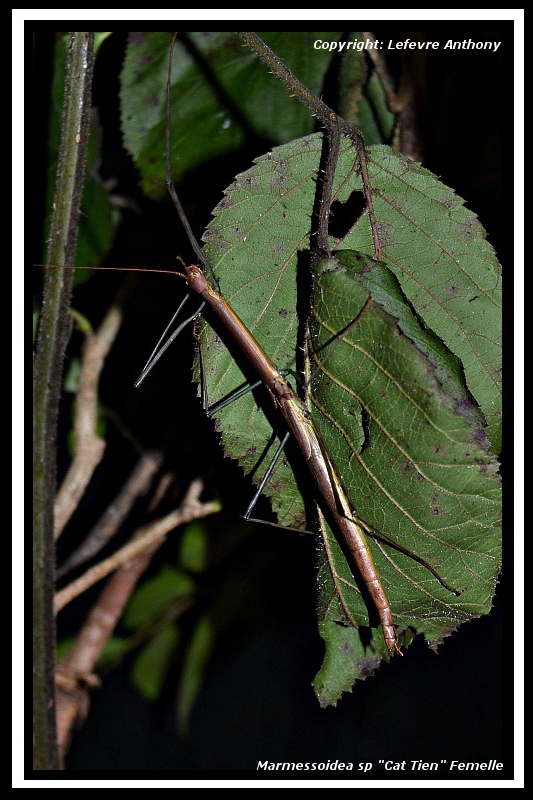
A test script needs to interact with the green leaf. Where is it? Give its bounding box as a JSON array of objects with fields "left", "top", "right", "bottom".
[
  {"left": 199, "top": 133, "right": 501, "bottom": 517},
  {"left": 96, "top": 635, "right": 130, "bottom": 669},
  {"left": 130, "top": 624, "right": 180, "bottom": 701},
  {"left": 123, "top": 565, "right": 195, "bottom": 630},
  {"left": 62, "top": 356, "right": 82, "bottom": 393},
  {"left": 120, "top": 31, "right": 341, "bottom": 199},
  {"left": 175, "top": 615, "right": 215, "bottom": 735},
  {"left": 178, "top": 520, "right": 210, "bottom": 573},
  {"left": 43, "top": 35, "right": 117, "bottom": 270},
  {"left": 312, "top": 621, "right": 416, "bottom": 707},
  {"left": 196, "top": 134, "right": 501, "bottom": 697},
  {"left": 309, "top": 252, "right": 501, "bottom": 700},
  {"left": 336, "top": 251, "right": 479, "bottom": 411},
  {"left": 117, "top": 38, "right": 502, "bottom": 699},
  {"left": 337, "top": 35, "right": 395, "bottom": 142},
  {"left": 347, "top": 147, "right": 503, "bottom": 453},
  {"left": 199, "top": 134, "right": 324, "bottom": 530},
  {"left": 178, "top": 517, "right": 251, "bottom": 573},
  {"left": 77, "top": 141, "right": 120, "bottom": 269}
]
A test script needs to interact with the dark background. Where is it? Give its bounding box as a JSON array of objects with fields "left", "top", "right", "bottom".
[{"left": 32, "top": 25, "right": 512, "bottom": 777}]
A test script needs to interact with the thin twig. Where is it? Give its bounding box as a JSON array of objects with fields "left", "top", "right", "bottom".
[
  {"left": 236, "top": 32, "right": 362, "bottom": 141},
  {"left": 56, "top": 451, "right": 164, "bottom": 578},
  {"left": 362, "top": 31, "right": 425, "bottom": 162},
  {"left": 54, "top": 476, "right": 217, "bottom": 763},
  {"left": 361, "top": 32, "right": 400, "bottom": 112},
  {"left": 54, "top": 477, "right": 220, "bottom": 614},
  {"left": 55, "top": 534, "right": 182, "bottom": 764},
  {"left": 236, "top": 32, "right": 383, "bottom": 258},
  {"left": 54, "top": 304, "right": 123, "bottom": 539}
]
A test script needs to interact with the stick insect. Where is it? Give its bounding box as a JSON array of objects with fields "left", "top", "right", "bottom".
[{"left": 134, "top": 34, "right": 464, "bottom": 656}]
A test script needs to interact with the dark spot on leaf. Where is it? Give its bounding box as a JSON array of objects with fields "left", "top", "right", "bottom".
[
  {"left": 279, "top": 308, "right": 288, "bottom": 318},
  {"left": 445, "top": 283, "right": 460, "bottom": 295},
  {"left": 430, "top": 493, "right": 442, "bottom": 515},
  {"left": 472, "top": 427, "right": 489, "bottom": 445},
  {"left": 290, "top": 512, "right": 307, "bottom": 529},
  {"left": 128, "top": 32, "right": 146, "bottom": 46},
  {"left": 147, "top": 93, "right": 158, "bottom": 108},
  {"left": 458, "top": 217, "right": 484, "bottom": 239},
  {"left": 139, "top": 53, "right": 154, "bottom": 69},
  {"left": 469, "top": 295, "right": 479, "bottom": 302},
  {"left": 357, "top": 656, "right": 382, "bottom": 677},
  {"left": 376, "top": 221, "right": 394, "bottom": 247},
  {"left": 442, "top": 196, "right": 457, "bottom": 210},
  {"left": 202, "top": 228, "right": 227, "bottom": 253},
  {"left": 148, "top": 176, "right": 163, "bottom": 194},
  {"left": 453, "top": 396, "right": 476, "bottom": 416}
]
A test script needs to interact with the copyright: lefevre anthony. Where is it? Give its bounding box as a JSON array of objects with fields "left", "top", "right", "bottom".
[{"left": 313, "top": 38, "right": 502, "bottom": 53}]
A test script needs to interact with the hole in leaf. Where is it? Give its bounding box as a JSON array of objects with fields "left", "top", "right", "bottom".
[{"left": 329, "top": 191, "right": 366, "bottom": 240}]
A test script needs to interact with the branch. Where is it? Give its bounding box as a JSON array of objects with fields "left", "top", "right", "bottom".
[
  {"left": 362, "top": 31, "right": 426, "bottom": 162},
  {"left": 54, "top": 476, "right": 218, "bottom": 764},
  {"left": 33, "top": 32, "right": 94, "bottom": 770},
  {"left": 236, "top": 32, "right": 383, "bottom": 259},
  {"left": 57, "top": 451, "right": 164, "bottom": 578},
  {"left": 54, "top": 304, "right": 123, "bottom": 539},
  {"left": 54, "top": 478, "right": 220, "bottom": 614}
]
